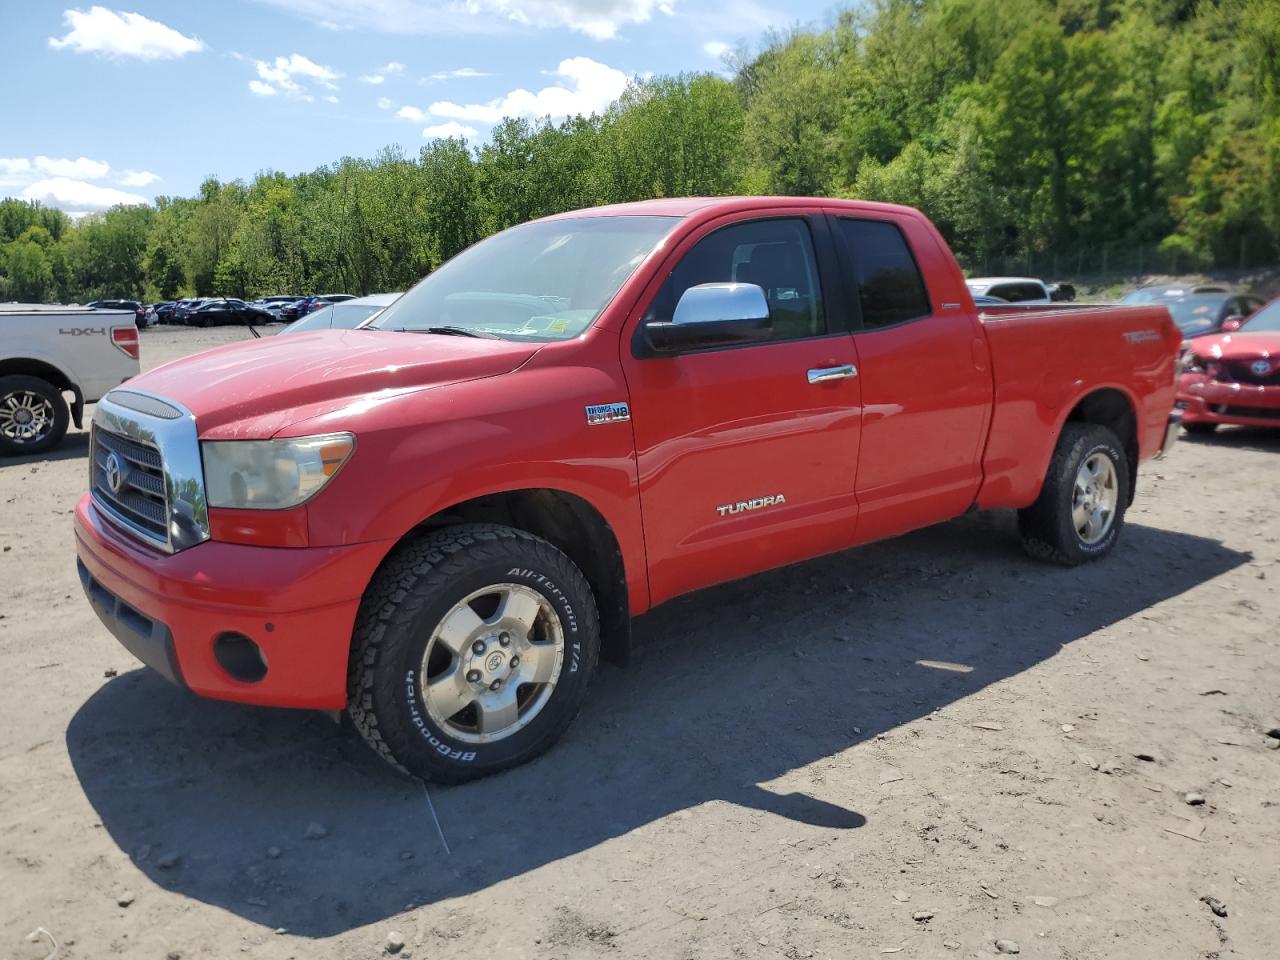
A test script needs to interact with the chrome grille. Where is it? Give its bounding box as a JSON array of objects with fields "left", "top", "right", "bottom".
[
  {"left": 91, "top": 390, "right": 210, "bottom": 554},
  {"left": 92, "top": 425, "right": 169, "bottom": 545}
]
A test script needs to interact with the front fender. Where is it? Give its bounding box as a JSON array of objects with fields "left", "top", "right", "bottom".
[{"left": 293, "top": 360, "right": 649, "bottom": 613}]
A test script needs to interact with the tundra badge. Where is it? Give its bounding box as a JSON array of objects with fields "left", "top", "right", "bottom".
[
  {"left": 717, "top": 494, "right": 787, "bottom": 517},
  {"left": 585, "top": 402, "right": 630, "bottom": 426}
]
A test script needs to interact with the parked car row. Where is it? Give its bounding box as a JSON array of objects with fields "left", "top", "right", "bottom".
[
  {"left": 86, "top": 299, "right": 146, "bottom": 326},
  {"left": 134, "top": 294, "right": 359, "bottom": 328}
]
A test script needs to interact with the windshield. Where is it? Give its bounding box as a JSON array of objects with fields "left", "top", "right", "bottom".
[
  {"left": 1164, "top": 296, "right": 1227, "bottom": 336},
  {"left": 370, "top": 215, "right": 679, "bottom": 341},
  {"left": 1242, "top": 300, "right": 1280, "bottom": 333}
]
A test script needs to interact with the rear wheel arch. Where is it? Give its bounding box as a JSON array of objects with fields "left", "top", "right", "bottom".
[
  {"left": 1061, "top": 387, "right": 1139, "bottom": 506},
  {"left": 0, "top": 358, "right": 84, "bottom": 428},
  {"left": 0, "top": 357, "right": 74, "bottom": 393}
]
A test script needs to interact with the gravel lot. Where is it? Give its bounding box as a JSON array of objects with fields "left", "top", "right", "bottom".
[{"left": 2, "top": 325, "right": 1278, "bottom": 960}]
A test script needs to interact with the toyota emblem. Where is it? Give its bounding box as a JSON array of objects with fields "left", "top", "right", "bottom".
[
  {"left": 1250, "top": 359, "right": 1272, "bottom": 377},
  {"left": 105, "top": 451, "right": 127, "bottom": 495}
]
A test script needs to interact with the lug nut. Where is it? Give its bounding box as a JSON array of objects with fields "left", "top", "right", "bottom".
[
  {"left": 489, "top": 680, "right": 501, "bottom": 691},
  {"left": 466, "top": 670, "right": 481, "bottom": 682},
  {"left": 472, "top": 640, "right": 486, "bottom": 654},
  {"left": 499, "top": 632, "right": 511, "bottom": 646},
  {"left": 509, "top": 656, "right": 520, "bottom": 668}
]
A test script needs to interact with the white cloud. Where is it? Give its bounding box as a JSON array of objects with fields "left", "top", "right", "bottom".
[
  {"left": 428, "top": 56, "right": 627, "bottom": 124},
  {"left": 426, "top": 66, "right": 491, "bottom": 81},
  {"left": 259, "top": 0, "right": 671, "bottom": 40},
  {"left": 377, "top": 96, "right": 392, "bottom": 109},
  {"left": 422, "top": 121, "right": 478, "bottom": 139},
  {"left": 20, "top": 177, "right": 147, "bottom": 212},
  {"left": 1, "top": 155, "right": 161, "bottom": 210},
  {"left": 247, "top": 53, "right": 340, "bottom": 100},
  {"left": 702, "top": 39, "right": 730, "bottom": 59},
  {"left": 1, "top": 156, "right": 111, "bottom": 187},
  {"left": 49, "top": 6, "right": 204, "bottom": 60},
  {"left": 396, "top": 105, "right": 426, "bottom": 121},
  {"left": 361, "top": 60, "right": 406, "bottom": 84},
  {"left": 117, "top": 169, "right": 160, "bottom": 187},
  {"left": 324, "top": 94, "right": 339, "bottom": 103}
]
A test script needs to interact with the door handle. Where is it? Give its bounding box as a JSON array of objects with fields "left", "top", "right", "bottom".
[{"left": 807, "top": 364, "right": 858, "bottom": 384}]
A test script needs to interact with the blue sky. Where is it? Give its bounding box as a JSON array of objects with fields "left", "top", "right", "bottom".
[{"left": 1, "top": 1, "right": 839, "bottom": 215}]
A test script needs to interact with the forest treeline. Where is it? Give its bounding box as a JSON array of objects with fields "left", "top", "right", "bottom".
[{"left": 3, "top": 0, "right": 1278, "bottom": 303}]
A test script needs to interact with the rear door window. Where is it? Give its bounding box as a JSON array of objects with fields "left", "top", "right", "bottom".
[{"left": 835, "top": 218, "right": 931, "bottom": 329}]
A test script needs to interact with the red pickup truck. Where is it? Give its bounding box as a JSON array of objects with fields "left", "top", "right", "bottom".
[{"left": 75, "top": 197, "right": 1181, "bottom": 782}]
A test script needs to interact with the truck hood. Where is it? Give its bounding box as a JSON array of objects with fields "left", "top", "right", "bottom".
[
  {"left": 1186, "top": 330, "right": 1280, "bottom": 360},
  {"left": 129, "top": 329, "right": 541, "bottom": 439}
]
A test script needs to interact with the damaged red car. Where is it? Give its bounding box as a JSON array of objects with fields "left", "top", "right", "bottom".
[{"left": 1178, "top": 297, "right": 1280, "bottom": 433}]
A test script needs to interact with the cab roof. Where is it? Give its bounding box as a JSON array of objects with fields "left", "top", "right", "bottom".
[{"left": 544, "top": 196, "right": 925, "bottom": 221}]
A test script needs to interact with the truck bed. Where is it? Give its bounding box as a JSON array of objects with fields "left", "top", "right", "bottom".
[{"left": 975, "top": 302, "right": 1179, "bottom": 508}]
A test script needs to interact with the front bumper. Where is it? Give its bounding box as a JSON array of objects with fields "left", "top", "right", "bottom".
[
  {"left": 1177, "top": 377, "right": 1280, "bottom": 429},
  {"left": 75, "top": 494, "right": 393, "bottom": 709}
]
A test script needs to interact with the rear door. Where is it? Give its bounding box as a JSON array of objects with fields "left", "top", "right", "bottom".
[
  {"left": 828, "top": 213, "right": 993, "bottom": 544},
  {"left": 621, "top": 212, "right": 863, "bottom": 605}
]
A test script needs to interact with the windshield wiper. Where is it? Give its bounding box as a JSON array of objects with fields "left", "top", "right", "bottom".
[{"left": 394, "top": 325, "right": 498, "bottom": 339}]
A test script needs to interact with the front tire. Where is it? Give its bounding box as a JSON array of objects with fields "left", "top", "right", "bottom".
[
  {"left": 0, "top": 375, "right": 70, "bottom": 456},
  {"left": 1019, "top": 423, "right": 1129, "bottom": 566},
  {"left": 348, "top": 524, "right": 600, "bottom": 783}
]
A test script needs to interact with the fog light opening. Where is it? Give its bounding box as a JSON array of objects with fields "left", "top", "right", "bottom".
[{"left": 214, "top": 632, "right": 269, "bottom": 683}]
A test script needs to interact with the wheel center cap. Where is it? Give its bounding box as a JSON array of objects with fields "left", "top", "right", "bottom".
[
  {"left": 484, "top": 651, "right": 505, "bottom": 674},
  {"left": 14, "top": 409, "right": 32, "bottom": 425}
]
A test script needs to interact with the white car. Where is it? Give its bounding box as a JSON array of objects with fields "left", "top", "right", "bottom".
[
  {"left": 278, "top": 292, "right": 403, "bottom": 334},
  {"left": 0, "top": 304, "right": 140, "bottom": 455},
  {"left": 965, "top": 276, "right": 1052, "bottom": 305}
]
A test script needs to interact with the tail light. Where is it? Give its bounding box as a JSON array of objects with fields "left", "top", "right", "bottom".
[{"left": 111, "top": 326, "right": 140, "bottom": 359}]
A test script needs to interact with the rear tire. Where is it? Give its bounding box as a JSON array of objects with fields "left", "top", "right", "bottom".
[
  {"left": 0, "top": 375, "right": 69, "bottom": 456},
  {"left": 1019, "top": 423, "right": 1129, "bottom": 566},
  {"left": 1183, "top": 421, "right": 1218, "bottom": 435},
  {"left": 347, "top": 523, "right": 600, "bottom": 783}
]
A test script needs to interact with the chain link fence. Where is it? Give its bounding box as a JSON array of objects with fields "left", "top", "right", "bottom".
[{"left": 961, "top": 240, "right": 1276, "bottom": 288}]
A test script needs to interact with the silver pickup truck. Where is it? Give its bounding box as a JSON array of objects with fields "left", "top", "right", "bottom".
[{"left": 0, "top": 305, "right": 140, "bottom": 456}]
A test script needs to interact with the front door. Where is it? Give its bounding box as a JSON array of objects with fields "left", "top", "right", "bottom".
[{"left": 621, "top": 213, "right": 863, "bottom": 605}]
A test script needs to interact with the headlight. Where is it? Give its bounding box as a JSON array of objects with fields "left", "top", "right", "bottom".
[{"left": 202, "top": 433, "right": 354, "bottom": 510}]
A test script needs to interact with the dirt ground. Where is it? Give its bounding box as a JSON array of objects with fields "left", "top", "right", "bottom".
[{"left": 1, "top": 325, "right": 1278, "bottom": 960}]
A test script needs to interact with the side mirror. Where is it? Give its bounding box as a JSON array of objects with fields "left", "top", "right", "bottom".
[
  {"left": 644, "top": 282, "right": 772, "bottom": 353},
  {"left": 1221, "top": 316, "right": 1243, "bottom": 332}
]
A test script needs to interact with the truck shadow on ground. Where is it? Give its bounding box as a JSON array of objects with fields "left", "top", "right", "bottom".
[
  {"left": 66, "top": 511, "right": 1248, "bottom": 938},
  {"left": 4, "top": 429, "right": 90, "bottom": 466}
]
